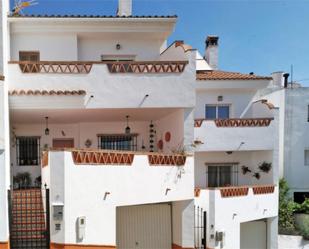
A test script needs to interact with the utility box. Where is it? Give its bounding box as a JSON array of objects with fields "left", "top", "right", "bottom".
[
  {"left": 52, "top": 203, "right": 64, "bottom": 221},
  {"left": 77, "top": 216, "right": 86, "bottom": 240}
]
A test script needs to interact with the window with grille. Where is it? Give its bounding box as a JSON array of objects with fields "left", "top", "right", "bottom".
[
  {"left": 206, "top": 164, "right": 238, "bottom": 187},
  {"left": 19, "top": 51, "right": 40, "bottom": 73},
  {"left": 205, "top": 104, "right": 230, "bottom": 119},
  {"left": 16, "top": 137, "right": 40, "bottom": 166},
  {"left": 98, "top": 134, "right": 138, "bottom": 151}
]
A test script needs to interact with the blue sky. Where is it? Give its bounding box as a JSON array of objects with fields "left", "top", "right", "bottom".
[{"left": 11, "top": 0, "right": 309, "bottom": 85}]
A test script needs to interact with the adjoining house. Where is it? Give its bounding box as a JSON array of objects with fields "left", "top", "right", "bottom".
[{"left": 0, "top": 0, "right": 281, "bottom": 249}]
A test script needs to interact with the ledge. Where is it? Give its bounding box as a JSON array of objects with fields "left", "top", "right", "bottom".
[
  {"left": 194, "top": 118, "right": 273, "bottom": 128},
  {"left": 9, "top": 60, "right": 188, "bottom": 74},
  {"left": 195, "top": 184, "right": 276, "bottom": 198}
]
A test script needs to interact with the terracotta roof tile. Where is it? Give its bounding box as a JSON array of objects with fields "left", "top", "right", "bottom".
[
  {"left": 9, "top": 14, "right": 177, "bottom": 19},
  {"left": 196, "top": 70, "right": 272, "bottom": 81},
  {"left": 9, "top": 90, "right": 86, "bottom": 96}
]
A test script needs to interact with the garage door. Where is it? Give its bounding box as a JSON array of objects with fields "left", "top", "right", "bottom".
[
  {"left": 117, "top": 204, "right": 172, "bottom": 249},
  {"left": 240, "top": 220, "right": 267, "bottom": 249}
]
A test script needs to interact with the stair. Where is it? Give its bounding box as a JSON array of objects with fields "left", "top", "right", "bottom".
[{"left": 10, "top": 189, "right": 48, "bottom": 249}]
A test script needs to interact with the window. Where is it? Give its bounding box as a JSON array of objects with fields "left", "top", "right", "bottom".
[
  {"left": 206, "top": 164, "right": 238, "bottom": 187},
  {"left": 19, "top": 51, "right": 40, "bottom": 73},
  {"left": 101, "top": 55, "right": 135, "bottom": 62},
  {"left": 205, "top": 105, "right": 230, "bottom": 119},
  {"left": 19, "top": 51, "right": 40, "bottom": 61},
  {"left": 294, "top": 192, "right": 309, "bottom": 204},
  {"left": 16, "top": 137, "right": 40, "bottom": 166},
  {"left": 98, "top": 134, "right": 138, "bottom": 151},
  {"left": 305, "top": 150, "right": 309, "bottom": 166}
]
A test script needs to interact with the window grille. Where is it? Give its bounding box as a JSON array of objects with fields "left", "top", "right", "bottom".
[
  {"left": 16, "top": 137, "right": 40, "bottom": 166},
  {"left": 97, "top": 134, "right": 138, "bottom": 151}
]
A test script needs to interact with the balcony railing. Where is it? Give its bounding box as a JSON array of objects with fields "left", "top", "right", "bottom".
[
  {"left": 195, "top": 185, "right": 276, "bottom": 198},
  {"left": 9, "top": 60, "right": 188, "bottom": 74},
  {"left": 42, "top": 149, "right": 188, "bottom": 166},
  {"left": 194, "top": 118, "right": 273, "bottom": 128}
]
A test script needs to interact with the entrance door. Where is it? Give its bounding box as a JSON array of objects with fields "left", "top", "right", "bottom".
[
  {"left": 240, "top": 220, "right": 267, "bottom": 249},
  {"left": 52, "top": 139, "right": 74, "bottom": 149},
  {"left": 117, "top": 204, "right": 172, "bottom": 249}
]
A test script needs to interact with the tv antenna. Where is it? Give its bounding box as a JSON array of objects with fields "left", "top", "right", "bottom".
[{"left": 12, "top": 0, "right": 39, "bottom": 16}]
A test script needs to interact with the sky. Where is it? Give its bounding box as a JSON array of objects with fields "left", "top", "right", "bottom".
[{"left": 10, "top": 0, "right": 309, "bottom": 86}]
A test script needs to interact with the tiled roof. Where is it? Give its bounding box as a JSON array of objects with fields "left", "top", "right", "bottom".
[
  {"left": 196, "top": 70, "right": 272, "bottom": 81},
  {"left": 9, "top": 90, "right": 86, "bottom": 96},
  {"left": 9, "top": 14, "right": 177, "bottom": 19}
]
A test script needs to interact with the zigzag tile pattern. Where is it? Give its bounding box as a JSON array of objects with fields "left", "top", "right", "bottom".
[
  {"left": 252, "top": 185, "right": 275, "bottom": 195},
  {"left": 107, "top": 61, "right": 188, "bottom": 73},
  {"left": 17, "top": 62, "right": 92, "bottom": 74},
  {"left": 148, "top": 154, "right": 186, "bottom": 166},
  {"left": 72, "top": 150, "right": 134, "bottom": 165},
  {"left": 214, "top": 118, "right": 273, "bottom": 127},
  {"left": 220, "top": 186, "right": 249, "bottom": 198},
  {"left": 194, "top": 119, "right": 204, "bottom": 127}
]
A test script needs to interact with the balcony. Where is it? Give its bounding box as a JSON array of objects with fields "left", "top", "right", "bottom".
[
  {"left": 41, "top": 149, "right": 194, "bottom": 206},
  {"left": 195, "top": 185, "right": 278, "bottom": 222},
  {"left": 194, "top": 118, "right": 276, "bottom": 151},
  {"left": 8, "top": 60, "right": 195, "bottom": 109}
]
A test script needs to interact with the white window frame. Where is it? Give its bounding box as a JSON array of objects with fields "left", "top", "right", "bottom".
[
  {"left": 205, "top": 104, "right": 231, "bottom": 119},
  {"left": 205, "top": 163, "right": 239, "bottom": 188}
]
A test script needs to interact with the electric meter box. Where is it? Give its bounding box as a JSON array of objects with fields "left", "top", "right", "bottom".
[{"left": 52, "top": 202, "right": 64, "bottom": 221}]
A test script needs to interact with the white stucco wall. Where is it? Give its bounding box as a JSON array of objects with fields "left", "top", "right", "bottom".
[
  {"left": 195, "top": 151, "right": 274, "bottom": 188},
  {"left": 195, "top": 89, "right": 257, "bottom": 119},
  {"left": 77, "top": 35, "right": 162, "bottom": 61},
  {"left": 278, "top": 235, "right": 309, "bottom": 249},
  {"left": 194, "top": 119, "right": 276, "bottom": 152},
  {"left": 282, "top": 88, "right": 309, "bottom": 193},
  {"left": 10, "top": 33, "right": 78, "bottom": 61},
  {"left": 11, "top": 109, "right": 186, "bottom": 178},
  {"left": 45, "top": 151, "right": 194, "bottom": 246},
  {"left": 8, "top": 61, "right": 195, "bottom": 109},
  {"left": 195, "top": 187, "right": 278, "bottom": 249}
]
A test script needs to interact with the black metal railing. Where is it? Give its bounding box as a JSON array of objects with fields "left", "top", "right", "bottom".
[
  {"left": 9, "top": 187, "right": 50, "bottom": 249},
  {"left": 194, "top": 206, "right": 207, "bottom": 249}
]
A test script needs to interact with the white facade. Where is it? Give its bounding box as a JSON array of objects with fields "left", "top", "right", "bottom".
[{"left": 0, "top": 1, "right": 284, "bottom": 249}]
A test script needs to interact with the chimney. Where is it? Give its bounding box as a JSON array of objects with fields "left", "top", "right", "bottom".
[
  {"left": 205, "top": 35, "right": 219, "bottom": 70},
  {"left": 283, "top": 73, "right": 290, "bottom": 88},
  {"left": 117, "top": 0, "right": 132, "bottom": 16},
  {"left": 271, "top": 71, "right": 284, "bottom": 87}
]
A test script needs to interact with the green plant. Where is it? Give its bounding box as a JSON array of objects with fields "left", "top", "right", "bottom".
[
  {"left": 258, "top": 161, "right": 272, "bottom": 173},
  {"left": 294, "top": 199, "right": 309, "bottom": 214},
  {"left": 13, "top": 172, "right": 32, "bottom": 188},
  {"left": 279, "top": 178, "right": 297, "bottom": 234}
]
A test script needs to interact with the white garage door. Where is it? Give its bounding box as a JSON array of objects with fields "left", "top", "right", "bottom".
[
  {"left": 240, "top": 220, "right": 267, "bottom": 249},
  {"left": 117, "top": 204, "right": 172, "bottom": 249}
]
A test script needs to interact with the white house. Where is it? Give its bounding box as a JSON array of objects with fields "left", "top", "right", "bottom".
[
  {"left": 193, "top": 36, "right": 279, "bottom": 249},
  {"left": 0, "top": 1, "right": 281, "bottom": 249},
  {"left": 259, "top": 73, "right": 309, "bottom": 203}
]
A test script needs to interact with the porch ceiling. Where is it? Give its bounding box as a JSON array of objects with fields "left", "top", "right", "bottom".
[{"left": 10, "top": 108, "right": 178, "bottom": 124}]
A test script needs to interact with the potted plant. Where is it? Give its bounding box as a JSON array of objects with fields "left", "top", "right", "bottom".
[
  {"left": 241, "top": 166, "right": 251, "bottom": 175},
  {"left": 258, "top": 161, "right": 272, "bottom": 173},
  {"left": 13, "top": 172, "right": 32, "bottom": 189}
]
